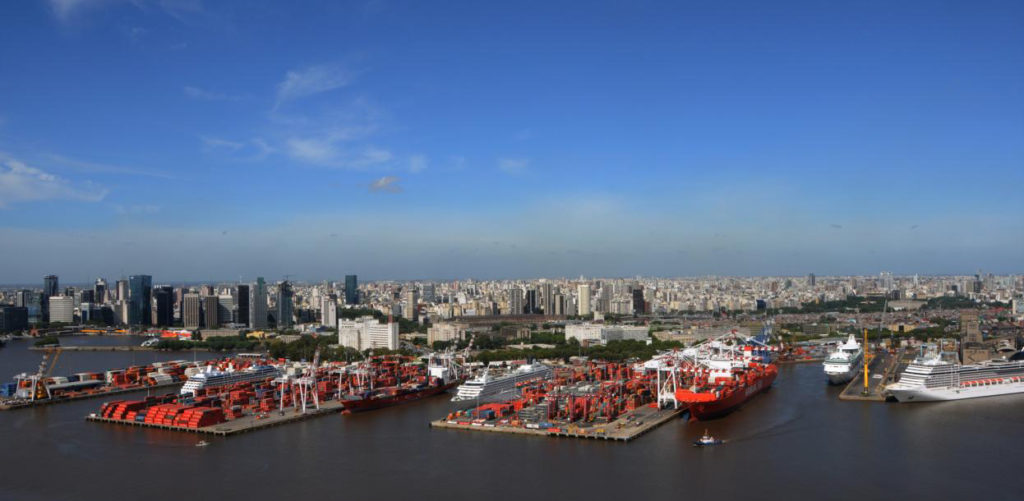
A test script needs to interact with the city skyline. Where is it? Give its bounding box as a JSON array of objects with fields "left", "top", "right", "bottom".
[{"left": 1, "top": 1, "right": 1023, "bottom": 282}]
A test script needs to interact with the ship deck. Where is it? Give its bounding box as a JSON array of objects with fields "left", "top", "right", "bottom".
[{"left": 0, "top": 381, "right": 183, "bottom": 411}]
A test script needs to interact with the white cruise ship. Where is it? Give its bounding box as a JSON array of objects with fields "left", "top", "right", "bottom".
[
  {"left": 885, "top": 352, "right": 1024, "bottom": 402},
  {"left": 180, "top": 364, "right": 281, "bottom": 396},
  {"left": 822, "top": 335, "right": 864, "bottom": 385},
  {"left": 451, "top": 362, "right": 553, "bottom": 403}
]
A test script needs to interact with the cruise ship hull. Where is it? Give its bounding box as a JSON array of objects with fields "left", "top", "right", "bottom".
[
  {"left": 886, "top": 380, "right": 1024, "bottom": 402},
  {"left": 687, "top": 369, "right": 777, "bottom": 421},
  {"left": 825, "top": 367, "right": 857, "bottom": 385},
  {"left": 341, "top": 381, "right": 460, "bottom": 413}
]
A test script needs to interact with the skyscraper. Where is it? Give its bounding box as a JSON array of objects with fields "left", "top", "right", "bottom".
[
  {"left": 808, "top": 273, "right": 816, "bottom": 287},
  {"left": 183, "top": 293, "right": 201, "bottom": 329},
  {"left": 631, "top": 287, "right": 646, "bottom": 315},
  {"left": 127, "top": 275, "right": 152, "bottom": 326},
  {"left": 94, "top": 278, "right": 107, "bottom": 304},
  {"left": 577, "top": 284, "right": 592, "bottom": 317},
  {"left": 507, "top": 288, "right": 523, "bottom": 315},
  {"left": 403, "top": 288, "right": 419, "bottom": 321},
  {"left": 48, "top": 296, "right": 74, "bottom": 324},
  {"left": 203, "top": 295, "right": 220, "bottom": 329},
  {"left": 525, "top": 289, "right": 538, "bottom": 314},
  {"left": 345, "top": 275, "right": 359, "bottom": 305},
  {"left": 250, "top": 277, "right": 267, "bottom": 329},
  {"left": 321, "top": 294, "right": 338, "bottom": 328},
  {"left": 43, "top": 275, "right": 58, "bottom": 322},
  {"left": 236, "top": 284, "right": 250, "bottom": 327},
  {"left": 116, "top": 279, "right": 128, "bottom": 302},
  {"left": 277, "top": 280, "right": 294, "bottom": 329},
  {"left": 542, "top": 282, "right": 554, "bottom": 315},
  {"left": 153, "top": 286, "right": 174, "bottom": 327}
]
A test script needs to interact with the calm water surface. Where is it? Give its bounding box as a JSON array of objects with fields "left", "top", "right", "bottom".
[{"left": 0, "top": 337, "right": 1020, "bottom": 501}]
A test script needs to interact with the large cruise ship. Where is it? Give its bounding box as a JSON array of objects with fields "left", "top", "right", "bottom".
[
  {"left": 885, "top": 351, "right": 1024, "bottom": 402},
  {"left": 180, "top": 364, "right": 281, "bottom": 396},
  {"left": 451, "top": 362, "right": 553, "bottom": 403},
  {"left": 822, "top": 335, "right": 864, "bottom": 385}
]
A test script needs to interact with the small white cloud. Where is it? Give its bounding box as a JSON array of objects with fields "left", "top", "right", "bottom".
[
  {"left": 184, "top": 86, "right": 241, "bottom": 101},
  {"left": 200, "top": 136, "right": 244, "bottom": 150},
  {"left": 276, "top": 63, "right": 354, "bottom": 104},
  {"left": 498, "top": 157, "right": 529, "bottom": 174},
  {"left": 369, "top": 176, "right": 401, "bottom": 193},
  {"left": 408, "top": 155, "right": 428, "bottom": 173},
  {"left": 287, "top": 137, "right": 337, "bottom": 164},
  {"left": 0, "top": 152, "right": 108, "bottom": 207}
]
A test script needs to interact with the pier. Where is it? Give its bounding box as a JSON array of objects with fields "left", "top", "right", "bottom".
[
  {"left": 86, "top": 400, "right": 347, "bottom": 436},
  {"left": 839, "top": 349, "right": 902, "bottom": 402},
  {"left": 0, "top": 382, "right": 183, "bottom": 411},
  {"left": 430, "top": 405, "right": 685, "bottom": 442}
]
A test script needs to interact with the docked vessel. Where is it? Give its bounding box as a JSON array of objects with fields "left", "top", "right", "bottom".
[
  {"left": 822, "top": 335, "right": 863, "bottom": 385},
  {"left": 884, "top": 351, "right": 1024, "bottom": 402},
  {"left": 180, "top": 364, "right": 280, "bottom": 396},
  {"left": 451, "top": 362, "right": 553, "bottom": 403},
  {"left": 339, "top": 354, "right": 467, "bottom": 413}
]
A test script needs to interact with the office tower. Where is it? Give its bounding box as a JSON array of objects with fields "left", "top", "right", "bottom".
[
  {"left": 94, "top": 278, "right": 107, "bottom": 304},
  {"left": 542, "top": 282, "right": 554, "bottom": 315},
  {"left": 507, "top": 288, "right": 523, "bottom": 315},
  {"left": 236, "top": 285, "right": 250, "bottom": 327},
  {"left": 200, "top": 285, "right": 214, "bottom": 297},
  {"left": 421, "top": 283, "right": 436, "bottom": 303},
  {"left": 577, "top": 284, "right": 592, "bottom": 317},
  {"left": 632, "top": 287, "right": 646, "bottom": 315},
  {"left": 525, "top": 289, "right": 538, "bottom": 314},
  {"left": 808, "top": 273, "right": 816, "bottom": 287},
  {"left": 217, "top": 295, "right": 234, "bottom": 325},
  {"left": 42, "top": 275, "right": 58, "bottom": 322},
  {"left": 344, "top": 275, "right": 359, "bottom": 305},
  {"left": 202, "top": 295, "right": 219, "bottom": 328},
  {"left": 182, "top": 294, "right": 201, "bottom": 329},
  {"left": 553, "top": 293, "right": 565, "bottom": 315},
  {"left": 127, "top": 275, "right": 153, "bottom": 326},
  {"left": 48, "top": 296, "right": 74, "bottom": 324},
  {"left": 277, "top": 280, "right": 294, "bottom": 329},
  {"left": 0, "top": 306, "right": 29, "bottom": 332},
  {"left": 403, "top": 288, "right": 419, "bottom": 321},
  {"left": 115, "top": 279, "right": 128, "bottom": 302},
  {"left": 321, "top": 294, "right": 338, "bottom": 328},
  {"left": 250, "top": 277, "right": 268, "bottom": 329},
  {"left": 153, "top": 286, "right": 174, "bottom": 326},
  {"left": 80, "top": 289, "right": 94, "bottom": 304}
]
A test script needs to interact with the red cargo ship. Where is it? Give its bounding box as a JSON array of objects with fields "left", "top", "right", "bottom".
[
  {"left": 337, "top": 354, "right": 466, "bottom": 414},
  {"left": 674, "top": 362, "right": 777, "bottom": 420},
  {"left": 340, "top": 380, "right": 461, "bottom": 413}
]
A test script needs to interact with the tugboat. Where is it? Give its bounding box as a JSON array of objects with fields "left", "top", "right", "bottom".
[
  {"left": 692, "top": 429, "right": 723, "bottom": 447},
  {"left": 195, "top": 440, "right": 210, "bottom": 447}
]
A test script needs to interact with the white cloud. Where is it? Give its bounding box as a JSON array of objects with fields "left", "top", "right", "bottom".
[
  {"left": 276, "top": 63, "right": 354, "bottom": 104},
  {"left": 49, "top": 0, "right": 205, "bottom": 23},
  {"left": 409, "top": 155, "right": 428, "bottom": 173},
  {"left": 0, "top": 153, "right": 108, "bottom": 207},
  {"left": 498, "top": 158, "right": 529, "bottom": 174},
  {"left": 369, "top": 176, "right": 401, "bottom": 193},
  {"left": 200, "top": 136, "right": 244, "bottom": 150},
  {"left": 43, "top": 153, "right": 174, "bottom": 179},
  {"left": 184, "top": 86, "right": 241, "bottom": 101}
]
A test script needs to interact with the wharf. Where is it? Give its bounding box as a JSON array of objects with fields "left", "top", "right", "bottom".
[
  {"left": 28, "top": 346, "right": 213, "bottom": 352},
  {"left": 431, "top": 405, "right": 685, "bottom": 442},
  {"left": 0, "top": 382, "right": 183, "bottom": 411},
  {"left": 86, "top": 399, "right": 346, "bottom": 436},
  {"left": 839, "top": 349, "right": 901, "bottom": 402},
  {"left": 776, "top": 357, "right": 826, "bottom": 365}
]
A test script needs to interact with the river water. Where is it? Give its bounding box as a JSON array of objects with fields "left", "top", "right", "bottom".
[{"left": 0, "top": 336, "right": 1020, "bottom": 501}]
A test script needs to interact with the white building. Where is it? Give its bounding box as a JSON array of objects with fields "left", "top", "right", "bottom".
[
  {"left": 338, "top": 316, "right": 399, "bottom": 351},
  {"left": 321, "top": 296, "right": 337, "bottom": 328},
  {"left": 427, "top": 322, "right": 467, "bottom": 345},
  {"left": 577, "top": 284, "right": 591, "bottom": 316},
  {"left": 565, "top": 323, "right": 648, "bottom": 344},
  {"left": 48, "top": 296, "right": 75, "bottom": 324}
]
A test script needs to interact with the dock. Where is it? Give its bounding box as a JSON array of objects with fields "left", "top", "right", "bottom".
[
  {"left": 28, "top": 345, "right": 213, "bottom": 352},
  {"left": 839, "top": 349, "right": 901, "bottom": 402},
  {"left": 86, "top": 400, "right": 346, "bottom": 436},
  {"left": 430, "top": 405, "right": 685, "bottom": 442},
  {"left": 0, "top": 382, "right": 183, "bottom": 411}
]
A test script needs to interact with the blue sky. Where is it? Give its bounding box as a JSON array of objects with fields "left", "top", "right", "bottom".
[{"left": 1, "top": 0, "right": 1022, "bottom": 283}]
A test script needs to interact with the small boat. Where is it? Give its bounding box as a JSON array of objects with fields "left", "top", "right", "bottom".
[
  {"left": 195, "top": 440, "right": 210, "bottom": 447},
  {"left": 692, "top": 429, "right": 723, "bottom": 447}
]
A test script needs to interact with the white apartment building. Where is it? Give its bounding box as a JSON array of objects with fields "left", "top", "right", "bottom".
[
  {"left": 338, "top": 316, "right": 399, "bottom": 351},
  {"left": 565, "top": 323, "right": 648, "bottom": 344}
]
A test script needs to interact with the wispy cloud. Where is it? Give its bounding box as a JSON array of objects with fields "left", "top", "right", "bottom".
[
  {"left": 200, "top": 136, "right": 244, "bottom": 151},
  {"left": 43, "top": 153, "right": 175, "bottom": 180},
  {"left": 112, "top": 204, "right": 161, "bottom": 215},
  {"left": 498, "top": 158, "right": 529, "bottom": 174},
  {"left": 49, "top": 0, "right": 205, "bottom": 24},
  {"left": 829, "top": 223, "right": 843, "bottom": 229},
  {"left": 0, "top": 152, "right": 108, "bottom": 208},
  {"left": 184, "top": 85, "right": 242, "bottom": 101},
  {"left": 409, "top": 155, "right": 428, "bottom": 173},
  {"left": 369, "top": 176, "right": 401, "bottom": 193},
  {"left": 276, "top": 63, "right": 355, "bottom": 104}
]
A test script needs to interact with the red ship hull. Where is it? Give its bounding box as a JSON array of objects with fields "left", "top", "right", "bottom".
[
  {"left": 687, "top": 368, "right": 777, "bottom": 421},
  {"left": 341, "top": 381, "right": 460, "bottom": 414}
]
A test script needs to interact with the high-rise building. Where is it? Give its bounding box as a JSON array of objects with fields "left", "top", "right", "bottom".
[
  {"left": 421, "top": 283, "right": 436, "bottom": 303},
  {"left": 632, "top": 287, "right": 646, "bottom": 315},
  {"left": 577, "top": 284, "right": 592, "bottom": 317},
  {"left": 183, "top": 293, "right": 201, "bottom": 329},
  {"left": 203, "top": 295, "right": 220, "bottom": 329},
  {"left": 42, "top": 275, "right": 58, "bottom": 322},
  {"left": 127, "top": 275, "right": 152, "bottom": 326},
  {"left": 403, "top": 288, "right": 419, "bottom": 321},
  {"left": 277, "top": 281, "right": 294, "bottom": 329},
  {"left": 0, "top": 306, "right": 29, "bottom": 332},
  {"left": 116, "top": 280, "right": 128, "bottom": 302},
  {"left": 48, "top": 296, "right": 74, "bottom": 324},
  {"left": 250, "top": 277, "right": 268, "bottom": 329},
  {"left": 236, "top": 285, "right": 250, "bottom": 327},
  {"left": 808, "top": 273, "right": 816, "bottom": 287},
  {"left": 507, "top": 288, "right": 523, "bottom": 315},
  {"left": 321, "top": 294, "right": 338, "bottom": 328},
  {"left": 153, "top": 286, "right": 174, "bottom": 326},
  {"left": 94, "top": 278, "right": 107, "bottom": 304},
  {"left": 525, "top": 289, "right": 538, "bottom": 314},
  {"left": 217, "top": 295, "right": 234, "bottom": 325},
  {"left": 542, "top": 282, "right": 554, "bottom": 315},
  {"left": 344, "top": 275, "right": 359, "bottom": 305}
]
